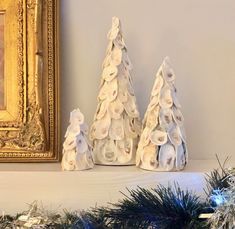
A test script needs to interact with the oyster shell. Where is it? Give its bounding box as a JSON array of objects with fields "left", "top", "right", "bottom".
[
  {"left": 159, "top": 108, "right": 173, "bottom": 130},
  {"left": 109, "top": 99, "right": 124, "bottom": 119},
  {"left": 102, "top": 139, "right": 117, "bottom": 163},
  {"left": 179, "top": 126, "right": 186, "bottom": 142},
  {"left": 151, "top": 74, "right": 164, "bottom": 96},
  {"left": 109, "top": 117, "right": 124, "bottom": 140},
  {"left": 80, "top": 122, "right": 89, "bottom": 135},
  {"left": 61, "top": 150, "right": 76, "bottom": 171},
  {"left": 114, "top": 33, "right": 125, "bottom": 49},
  {"left": 111, "top": 47, "right": 122, "bottom": 66},
  {"left": 102, "top": 64, "right": 118, "bottom": 81},
  {"left": 117, "top": 88, "right": 128, "bottom": 102},
  {"left": 162, "top": 59, "right": 175, "bottom": 82},
  {"left": 172, "top": 89, "right": 181, "bottom": 108},
  {"left": 122, "top": 51, "right": 133, "bottom": 70},
  {"left": 168, "top": 125, "right": 182, "bottom": 146},
  {"left": 63, "top": 135, "right": 77, "bottom": 151},
  {"left": 90, "top": 112, "right": 111, "bottom": 140},
  {"left": 141, "top": 144, "right": 158, "bottom": 170},
  {"left": 70, "top": 109, "right": 84, "bottom": 125},
  {"left": 65, "top": 124, "right": 80, "bottom": 138},
  {"left": 105, "top": 41, "right": 114, "bottom": 57},
  {"left": 139, "top": 127, "right": 151, "bottom": 147},
  {"left": 96, "top": 99, "right": 108, "bottom": 120},
  {"left": 102, "top": 53, "right": 112, "bottom": 69},
  {"left": 123, "top": 95, "right": 139, "bottom": 117},
  {"left": 124, "top": 115, "right": 139, "bottom": 138},
  {"left": 159, "top": 86, "right": 173, "bottom": 108},
  {"left": 147, "top": 95, "right": 160, "bottom": 111},
  {"left": 107, "top": 26, "right": 119, "bottom": 40},
  {"left": 150, "top": 129, "right": 168, "bottom": 145},
  {"left": 175, "top": 143, "right": 186, "bottom": 170},
  {"left": 84, "top": 150, "right": 95, "bottom": 169},
  {"left": 111, "top": 16, "right": 120, "bottom": 29},
  {"left": 76, "top": 134, "right": 88, "bottom": 153},
  {"left": 172, "top": 106, "right": 184, "bottom": 126},
  {"left": 99, "top": 79, "right": 118, "bottom": 101},
  {"left": 145, "top": 106, "right": 159, "bottom": 129},
  {"left": 159, "top": 143, "right": 176, "bottom": 171},
  {"left": 116, "top": 139, "right": 133, "bottom": 164}
]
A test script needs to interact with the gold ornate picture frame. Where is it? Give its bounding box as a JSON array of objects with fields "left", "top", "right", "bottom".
[{"left": 0, "top": 0, "right": 59, "bottom": 162}]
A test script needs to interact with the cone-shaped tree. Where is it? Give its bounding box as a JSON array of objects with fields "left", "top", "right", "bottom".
[
  {"left": 90, "top": 17, "right": 141, "bottom": 165},
  {"left": 136, "top": 57, "right": 188, "bottom": 171},
  {"left": 62, "top": 108, "right": 94, "bottom": 171}
]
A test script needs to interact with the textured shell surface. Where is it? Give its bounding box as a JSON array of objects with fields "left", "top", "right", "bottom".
[
  {"left": 102, "top": 139, "right": 117, "bottom": 163},
  {"left": 145, "top": 106, "right": 160, "bottom": 129},
  {"left": 106, "top": 40, "right": 113, "bottom": 54},
  {"left": 98, "top": 82, "right": 109, "bottom": 100},
  {"left": 139, "top": 127, "right": 151, "bottom": 147},
  {"left": 96, "top": 99, "right": 108, "bottom": 120},
  {"left": 176, "top": 143, "right": 186, "bottom": 170},
  {"left": 109, "top": 117, "right": 124, "bottom": 140},
  {"left": 159, "top": 108, "right": 174, "bottom": 130},
  {"left": 117, "top": 88, "right": 128, "bottom": 103},
  {"left": 91, "top": 112, "right": 111, "bottom": 140},
  {"left": 80, "top": 123, "right": 89, "bottom": 135},
  {"left": 102, "top": 64, "right": 118, "bottom": 81},
  {"left": 152, "top": 73, "right": 164, "bottom": 96},
  {"left": 114, "top": 33, "right": 126, "bottom": 49},
  {"left": 98, "top": 78, "right": 118, "bottom": 101},
  {"left": 63, "top": 135, "right": 77, "bottom": 151},
  {"left": 124, "top": 114, "right": 140, "bottom": 138},
  {"left": 159, "top": 86, "right": 173, "bottom": 109},
  {"left": 111, "top": 47, "right": 122, "bottom": 66},
  {"left": 109, "top": 99, "right": 124, "bottom": 119},
  {"left": 172, "top": 89, "right": 182, "bottom": 108},
  {"left": 61, "top": 150, "right": 76, "bottom": 171},
  {"left": 179, "top": 125, "right": 186, "bottom": 143},
  {"left": 147, "top": 95, "right": 160, "bottom": 111},
  {"left": 65, "top": 124, "right": 80, "bottom": 138},
  {"left": 76, "top": 134, "right": 89, "bottom": 154},
  {"left": 122, "top": 51, "right": 133, "bottom": 70},
  {"left": 102, "top": 53, "right": 112, "bottom": 69},
  {"left": 84, "top": 150, "right": 95, "bottom": 169},
  {"left": 162, "top": 61, "right": 175, "bottom": 82},
  {"left": 168, "top": 125, "right": 182, "bottom": 146},
  {"left": 150, "top": 129, "right": 168, "bottom": 146},
  {"left": 70, "top": 109, "right": 84, "bottom": 125},
  {"left": 141, "top": 144, "right": 158, "bottom": 170},
  {"left": 172, "top": 106, "right": 184, "bottom": 126},
  {"left": 116, "top": 139, "right": 133, "bottom": 163},
  {"left": 123, "top": 94, "right": 139, "bottom": 118},
  {"left": 159, "top": 143, "right": 176, "bottom": 171},
  {"left": 107, "top": 26, "right": 119, "bottom": 40}
]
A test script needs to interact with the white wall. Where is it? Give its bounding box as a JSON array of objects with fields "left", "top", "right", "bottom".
[{"left": 60, "top": 0, "right": 235, "bottom": 160}]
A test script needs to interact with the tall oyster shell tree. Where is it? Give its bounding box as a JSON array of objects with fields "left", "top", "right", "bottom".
[
  {"left": 136, "top": 57, "right": 188, "bottom": 171},
  {"left": 90, "top": 17, "right": 141, "bottom": 165},
  {"left": 62, "top": 109, "right": 94, "bottom": 171}
]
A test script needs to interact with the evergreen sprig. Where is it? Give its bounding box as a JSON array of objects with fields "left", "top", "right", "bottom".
[{"left": 99, "top": 183, "right": 208, "bottom": 229}]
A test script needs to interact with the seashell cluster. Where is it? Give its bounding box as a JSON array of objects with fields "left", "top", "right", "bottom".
[
  {"left": 90, "top": 17, "right": 141, "bottom": 165},
  {"left": 136, "top": 57, "right": 188, "bottom": 171},
  {"left": 62, "top": 109, "right": 94, "bottom": 171}
]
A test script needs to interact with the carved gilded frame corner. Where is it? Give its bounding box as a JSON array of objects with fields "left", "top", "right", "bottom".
[{"left": 0, "top": 0, "right": 60, "bottom": 162}]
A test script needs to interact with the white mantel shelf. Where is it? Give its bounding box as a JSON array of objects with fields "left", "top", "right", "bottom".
[{"left": 0, "top": 160, "right": 232, "bottom": 214}]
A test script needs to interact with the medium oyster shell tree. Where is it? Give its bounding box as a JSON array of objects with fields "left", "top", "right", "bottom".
[
  {"left": 62, "top": 108, "right": 94, "bottom": 171},
  {"left": 136, "top": 57, "right": 188, "bottom": 171},
  {"left": 90, "top": 17, "right": 141, "bottom": 165}
]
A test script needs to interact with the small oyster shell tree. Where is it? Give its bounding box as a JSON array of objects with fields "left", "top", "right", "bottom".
[
  {"left": 90, "top": 17, "right": 141, "bottom": 165},
  {"left": 136, "top": 57, "right": 188, "bottom": 171},
  {"left": 62, "top": 109, "right": 94, "bottom": 171}
]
